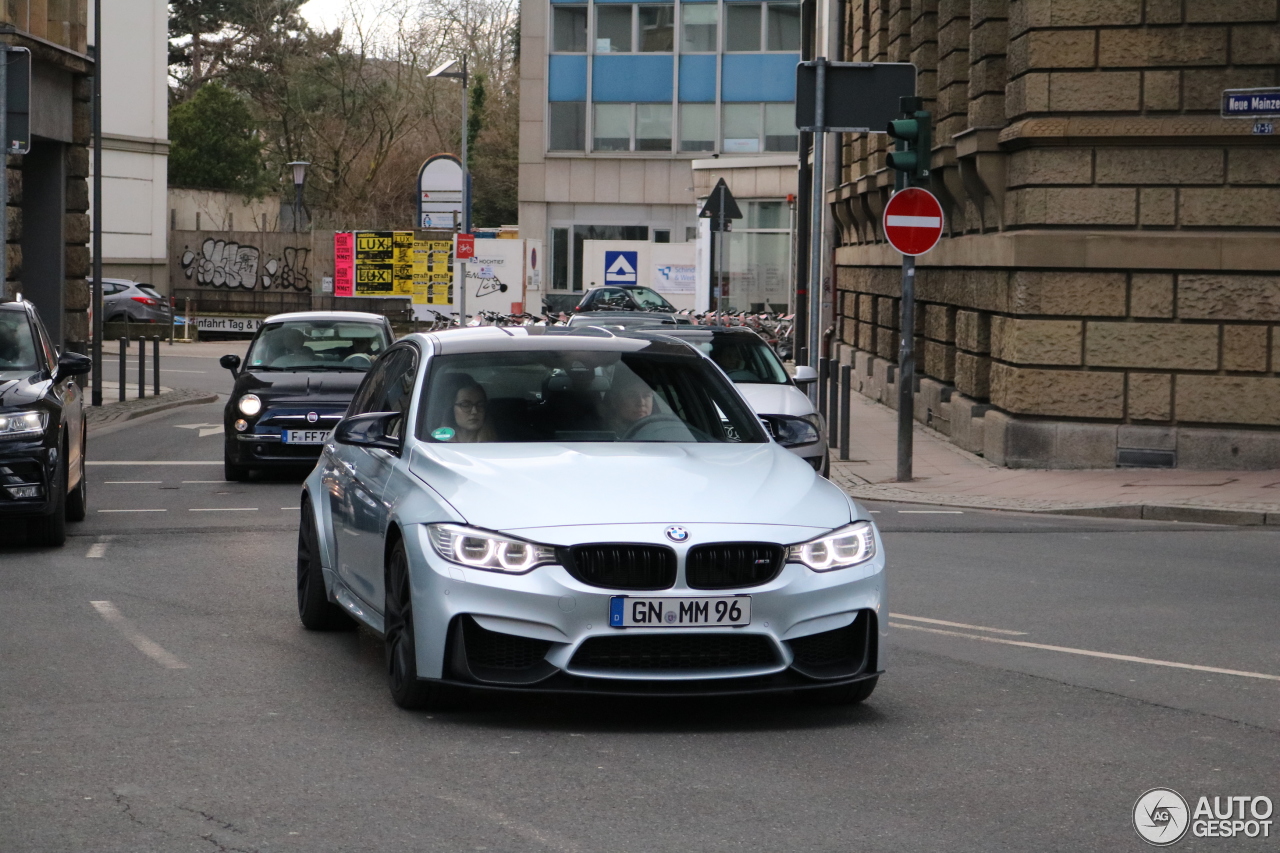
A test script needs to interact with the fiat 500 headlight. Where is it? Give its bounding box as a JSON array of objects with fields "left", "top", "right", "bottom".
[
  {"left": 0, "top": 409, "right": 47, "bottom": 439},
  {"left": 237, "top": 394, "right": 263, "bottom": 416},
  {"left": 427, "top": 524, "right": 558, "bottom": 574},
  {"left": 788, "top": 521, "right": 877, "bottom": 571}
]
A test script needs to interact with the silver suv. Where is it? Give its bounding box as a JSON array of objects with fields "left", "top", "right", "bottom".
[{"left": 98, "top": 279, "right": 172, "bottom": 324}]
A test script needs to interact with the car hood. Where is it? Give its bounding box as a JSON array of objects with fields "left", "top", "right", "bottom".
[
  {"left": 735, "top": 383, "right": 816, "bottom": 418},
  {"left": 407, "top": 441, "right": 851, "bottom": 532},
  {"left": 234, "top": 370, "right": 365, "bottom": 403},
  {"left": 0, "top": 371, "right": 46, "bottom": 409}
]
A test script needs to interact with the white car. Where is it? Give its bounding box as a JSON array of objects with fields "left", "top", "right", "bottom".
[{"left": 296, "top": 326, "right": 885, "bottom": 710}]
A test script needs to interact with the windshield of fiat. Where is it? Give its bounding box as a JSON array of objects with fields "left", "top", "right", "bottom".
[{"left": 244, "top": 321, "right": 390, "bottom": 371}]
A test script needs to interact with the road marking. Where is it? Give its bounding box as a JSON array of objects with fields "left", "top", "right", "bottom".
[
  {"left": 281, "top": 506, "right": 299, "bottom": 510},
  {"left": 182, "top": 480, "right": 225, "bottom": 484},
  {"left": 890, "top": 613, "right": 1028, "bottom": 635},
  {"left": 89, "top": 601, "right": 188, "bottom": 670},
  {"left": 88, "top": 461, "right": 222, "bottom": 466},
  {"left": 888, "top": 622, "right": 1280, "bottom": 683},
  {"left": 897, "top": 510, "right": 964, "bottom": 514},
  {"left": 98, "top": 509, "right": 167, "bottom": 513},
  {"left": 189, "top": 507, "right": 258, "bottom": 512},
  {"left": 104, "top": 480, "right": 161, "bottom": 484},
  {"left": 85, "top": 536, "right": 114, "bottom": 558},
  {"left": 175, "top": 423, "right": 223, "bottom": 438}
]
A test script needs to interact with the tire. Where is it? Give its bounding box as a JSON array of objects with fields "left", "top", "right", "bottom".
[
  {"left": 806, "top": 676, "right": 878, "bottom": 706},
  {"left": 27, "top": 454, "right": 68, "bottom": 547},
  {"left": 296, "top": 501, "right": 354, "bottom": 631},
  {"left": 385, "top": 539, "right": 461, "bottom": 711},
  {"left": 224, "top": 446, "right": 250, "bottom": 482},
  {"left": 66, "top": 431, "right": 87, "bottom": 522},
  {"left": 820, "top": 453, "right": 831, "bottom": 479}
]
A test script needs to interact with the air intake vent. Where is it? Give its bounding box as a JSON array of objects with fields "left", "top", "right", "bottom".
[
  {"left": 571, "top": 633, "right": 779, "bottom": 672},
  {"left": 565, "top": 544, "right": 677, "bottom": 590},
  {"left": 685, "top": 543, "right": 784, "bottom": 589}
]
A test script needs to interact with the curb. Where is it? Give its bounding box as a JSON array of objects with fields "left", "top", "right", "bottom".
[
  {"left": 86, "top": 390, "right": 220, "bottom": 431},
  {"left": 837, "top": 485, "right": 1280, "bottom": 527}
]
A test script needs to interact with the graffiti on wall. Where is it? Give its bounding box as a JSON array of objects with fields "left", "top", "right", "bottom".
[{"left": 180, "top": 238, "right": 312, "bottom": 291}]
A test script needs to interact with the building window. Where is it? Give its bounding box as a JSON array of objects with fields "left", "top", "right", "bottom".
[
  {"left": 596, "top": 6, "right": 633, "bottom": 52},
  {"left": 594, "top": 103, "right": 672, "bottom": 151},
  {"left": 549, "top": 101, "right": 587, "bottom": 150},
  {"left": 552, "top": 228, "right": 570, "bottom": 289},
  {"left": 654, "top": 229, "right": 671, "bottom": 243},
  {"left": 725, "top": 200, "right": 792, "bottom": 312},
  {"left": 681, "top": 5, "right": 717, "bottom": 51},
  {"left": 721, "top": 103, "right": 797, "bottom": 153},
  {"left": 766, "top": 3, "right": 800, "bottom": 50},
  {"left": 725, "top": 4, "right": 762, "bottom": 51},
  {"left": 553, "top": 6, "right": 588, "bottom": 52},
  {"left": 679, "top": 103, "right": 715, "bottom": 151},
  {"left": 638, "top": 5, "right": 675, "bottom": 51}
]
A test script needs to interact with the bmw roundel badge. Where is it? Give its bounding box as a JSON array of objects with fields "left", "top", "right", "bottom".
[{"left": 665, "top": 526, "right": 690, "bottom": 543}]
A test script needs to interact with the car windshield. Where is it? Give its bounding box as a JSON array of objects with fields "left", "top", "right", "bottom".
[
  {"left": 417, "top": 348, "right": 768, "bottom": 444},
  {"left": 690, "top": 335, "right": 790, "bottom": 385},
  {"left": 0, "top": 312, "right": 37, "bottom": 373},
  {"left": 244, "top": 320, "right": 390, "bottom": 371},
  {"left": 630, "top": 287, "right": 675, "bottom": 310}
]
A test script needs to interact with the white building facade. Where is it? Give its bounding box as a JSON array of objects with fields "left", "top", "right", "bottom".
[
  {"left": 91, "top": 0, "right": 169, "bottom": 290},
  {"left": 518, "top": 0, "right": 811, "bottom": 312}
]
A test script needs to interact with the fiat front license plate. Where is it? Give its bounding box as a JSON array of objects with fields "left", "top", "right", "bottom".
[
  {"left": 609, "top": 596, "right": 751, "bottom": 628},
  {"left": 283, "top": 429, "right": 329, "bottom": 444}
]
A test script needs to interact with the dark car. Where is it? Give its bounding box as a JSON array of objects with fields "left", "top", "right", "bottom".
[
  {"left": 573, "top": 285, "right": 677, "bottom": 313},
  {"left": 219, "top": 311, "right": 394, "bottom": 481},
  {"left": 0, "top": 297, "right": 92, "bottom": 546}
]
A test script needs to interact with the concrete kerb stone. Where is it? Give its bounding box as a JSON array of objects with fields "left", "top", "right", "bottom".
[{"left": 86, "top": 389, "right": 221, "bottom": 431}]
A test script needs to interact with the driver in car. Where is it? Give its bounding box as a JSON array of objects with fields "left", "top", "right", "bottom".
[
  {"left": 270, "top": 328, "right": 312, "bottom": 368},
  {"left": 602, "top": 373, "right": 655, "bottom": 437}
]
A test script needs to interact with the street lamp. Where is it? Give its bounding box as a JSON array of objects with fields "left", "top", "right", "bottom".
[
  {"left": 428, "top": 57, "right": 471, "bottom": 324},
  {"left": 286, "top": 160, "right": 309, "bottom": 233}
]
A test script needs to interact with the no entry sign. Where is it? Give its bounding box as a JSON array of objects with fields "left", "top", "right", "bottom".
[{"left": 883, "top": 187, "right": 943, "bottom": 256}]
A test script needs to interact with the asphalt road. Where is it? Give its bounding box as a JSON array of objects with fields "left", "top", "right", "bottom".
[{"left": 2, "top": 404, "right": 1279, "bottom": 852}]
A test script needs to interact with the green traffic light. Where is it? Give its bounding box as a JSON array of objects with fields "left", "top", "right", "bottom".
[
  {"left": 884, "top": 110, "right": 932, "bottom": 185},
  {"left": 887, "top": 118, "right": 920, "bottom": 142},
  {"left": 886, "top": 150, "right": 919, "bottom": 171}
]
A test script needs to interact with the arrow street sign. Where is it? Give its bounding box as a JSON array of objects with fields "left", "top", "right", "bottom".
[
  {"left": 883, "top": 187, "right": 944, "bottom": 256},
  {"left": 699, "top": 178, "right": 743, "bottom": 232}
]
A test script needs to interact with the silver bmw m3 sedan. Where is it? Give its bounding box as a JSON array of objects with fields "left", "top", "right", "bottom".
[{"left": 296, "top": 326, "right": 886, "bottom": 710}]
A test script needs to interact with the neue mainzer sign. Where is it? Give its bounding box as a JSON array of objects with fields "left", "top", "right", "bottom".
[{"left": 1221, "top": 88, "right": 1280, "bottom": 119}]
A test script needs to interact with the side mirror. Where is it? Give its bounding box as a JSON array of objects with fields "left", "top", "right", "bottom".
[
  {"left": 56, "top": 351, "right": 93, "bottom": 379},
  {"left": 220, "top": 354, "right": 241, "bottom": 373},
  {"left": 793, "top": 365, "right": 818, "bottom": 385},
  {"left": 334, "top": 412, "right": 403, "bottom": 454}
]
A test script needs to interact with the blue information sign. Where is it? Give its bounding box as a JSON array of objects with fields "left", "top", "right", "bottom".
[
  {"left": 604, "top": 250, "right": 639, "bottom": 285},
  {"left": 1221, "top": 88, "right": 1280, "bottom": 119}
]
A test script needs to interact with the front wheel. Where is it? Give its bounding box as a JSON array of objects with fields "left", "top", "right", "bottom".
[
  {"left": 66, "top": 432, "right": 87, "bottom": 522},
  {"left": 296, "top": 501, "right": 354, "bottom": 631},
  {"left": 385, "top": 539, "right": 461, "bottom": 711},
  {"left": 27, "top": 455, "right": 68, "bottom": 547}
]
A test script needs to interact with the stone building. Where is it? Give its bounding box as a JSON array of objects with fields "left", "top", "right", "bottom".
[
  {"left": 829, "top": 0, "right": 1280, "bottom": 468},
  {"left": 1, "top": 0, "right": 93, "bottom": 348}
]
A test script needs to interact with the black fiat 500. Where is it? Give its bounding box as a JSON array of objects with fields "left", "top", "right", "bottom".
[
  {"left": 220, "top": 311, "right": 394, "bottom": 481},
  {"left": 0, "top": 297, "right": 92, "bottom": 546}
]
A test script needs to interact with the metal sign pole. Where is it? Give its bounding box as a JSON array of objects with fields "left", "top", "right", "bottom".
[
  {"left": 806, "top": 57, "right": 826, "bottom": 400},
  {"left": 458, "top": 59, "right": 469, "bottom": 327},
  {"left": 897, "top": 255, "right": 915, "bottom": 481},
  {"left": 0, "top": 46, "right": 8, "bottom": 301},
  {"left": 91, "top": 6, "right": 104, "bottom": 401}
]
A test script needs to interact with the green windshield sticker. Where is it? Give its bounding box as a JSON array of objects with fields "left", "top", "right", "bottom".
[{"left": 432, "top": 427, "right": 455, "bottom": 441}]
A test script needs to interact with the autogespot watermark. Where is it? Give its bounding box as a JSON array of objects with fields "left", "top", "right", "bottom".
[{"left": 1134, "top": 788, "right": 1274, "bottom": 846}]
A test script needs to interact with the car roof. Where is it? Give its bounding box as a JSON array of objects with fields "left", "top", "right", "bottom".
[
  {"left": 630, "top": 325, "right": 764, "bottom": 340},
  {"left": 263, "top": 310, "right": 390, "bottom": 324},
  {"left": 0, "top": 299, "right": 34, "bottom": 314},
  {"left": 415, "top": 325, "right": 699, "bottom": 357}
]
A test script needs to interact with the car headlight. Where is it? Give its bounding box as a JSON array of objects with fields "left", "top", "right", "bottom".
[
  {"left": 764, "top": 414, "right": 821, "bottom": 448},
  {"left": 787, "top": 521, "right": 877, "bottom": 571},
  {"left": 427, "top": 524, "right": 558, "bottom": 574},
  {"left": 0, "top": 409, "right": 47, "bottom": 439},
  {"left": 237, "top": 394, "right": 262, "bottom": 416}
]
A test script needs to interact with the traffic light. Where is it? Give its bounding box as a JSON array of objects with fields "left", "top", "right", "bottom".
[{"left": 886, "top": 98, "right": 931, "bottom": 186}]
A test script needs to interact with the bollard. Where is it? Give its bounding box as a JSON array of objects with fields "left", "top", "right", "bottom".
[
  {"left": 818, "top": 357, "right": 830, "bottom": 422},
  {"left": 137, "top": 335, "right": 145, "bottom": 399},
  {"left": 839, "top": 363, "right": 852, "bottom": 461},
  {"left": 828, "top": 363, "right": 840, "bottom": 451},
  {"left": 152, "top": 337, "right": 160, "bottom": 395},
  {"left": 118, "top": 338, "right": 126, "bottom": 402}
]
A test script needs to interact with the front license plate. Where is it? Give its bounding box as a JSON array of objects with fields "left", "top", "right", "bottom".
[
  {"left": 609, "top": 596, "right": 751, "bottom": 628},
  {"left": 283, "top": 429, "right": 329, "bottom": 444}
]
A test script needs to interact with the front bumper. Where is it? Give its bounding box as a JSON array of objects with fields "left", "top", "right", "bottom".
[
  {"left": 400, "top": 521, "right": 886, "bottom": 695},
  {"left": 0, "top": 441, "right": 57, "bottom": 518},
  {"left": 226, "top": 405, "right": 345, "bottom": 466}
]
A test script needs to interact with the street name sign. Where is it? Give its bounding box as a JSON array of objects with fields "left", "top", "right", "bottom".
[
  {"left": 795, "top": 61, "right": 916, "bottom": 132},
  {"left": 1222, "top": 88, "right": 1280, "bottom": 119},
  {"left": 883, "top": 188, "right": 943, "bottom": 256}
]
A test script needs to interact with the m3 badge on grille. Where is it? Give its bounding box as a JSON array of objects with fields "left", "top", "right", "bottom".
[{"left": 665, "top": 526, "right": 689, "bottom": 543}]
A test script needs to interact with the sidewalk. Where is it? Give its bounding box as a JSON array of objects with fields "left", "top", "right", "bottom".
[
  {"left": 829, "top": 394, "right": 1280, "bottom": 526},
  {"left": 85, "top": 388, "right": 220, "bottom": 430}
]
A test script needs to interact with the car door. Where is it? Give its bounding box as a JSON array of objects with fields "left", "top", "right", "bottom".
[
  {"left": 31, "top": 310, "right": 82, "bottom": 487},
  {"left": 333, "top": 345, "right": 419, "bottom": 610}
]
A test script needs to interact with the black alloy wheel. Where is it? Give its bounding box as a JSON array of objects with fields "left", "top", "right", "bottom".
[
  {"left": 27, "top": 452, "right": 67, "bottom": 547},
  {"left": 296, "top": 500, "right": 354, "bottom": 631},
  {"left": 806, "top": 675, "right": 878, "bottom": 706},
  {"left": 66, "top": 430, "right": 87, "bottom": 522},
  {"left": 385, "top": 539, "right": 460, "bottom": 711}
]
